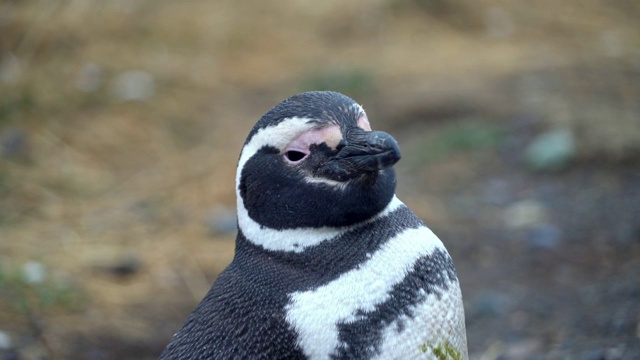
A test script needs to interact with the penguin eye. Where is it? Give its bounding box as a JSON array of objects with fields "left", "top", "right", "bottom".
[{"left": 284, "top": 150, "right": 308, "bottom": 163}]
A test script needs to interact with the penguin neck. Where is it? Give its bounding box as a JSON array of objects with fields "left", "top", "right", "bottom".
[{"left": 236, "top": 195, "right": 404, "bottom": 253}]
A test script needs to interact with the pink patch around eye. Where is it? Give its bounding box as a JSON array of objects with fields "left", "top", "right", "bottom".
[
  {"left": 357, "top": 115, "right": 372, "bottom": 131},
  {"left": 283, "top": 125, "right": 343, "bottom": 163}
]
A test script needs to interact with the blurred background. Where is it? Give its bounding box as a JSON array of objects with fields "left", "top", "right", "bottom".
[{"left": 0, "top": 0, "right": 639, "bottom": 359}]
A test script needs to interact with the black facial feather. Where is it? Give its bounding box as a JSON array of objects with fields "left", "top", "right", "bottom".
[
  {"left": 239, "top": 91, "right": 399, "bottom": 229},
  {"left": 239, "top": 146, "right": 396, "bottom": 229}
]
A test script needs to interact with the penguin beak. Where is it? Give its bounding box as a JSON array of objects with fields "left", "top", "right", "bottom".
[{"left": 316, "top": 128, "right": 401, "bottom": 181}]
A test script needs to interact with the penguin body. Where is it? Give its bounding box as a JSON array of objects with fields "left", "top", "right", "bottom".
[{"left": 160, "top": 91, "right": 467, "bottom": 359}]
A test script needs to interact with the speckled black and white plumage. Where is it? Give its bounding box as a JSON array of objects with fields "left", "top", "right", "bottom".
[{"left": 160, "top": 91, "right": 468, "bottom": 360}]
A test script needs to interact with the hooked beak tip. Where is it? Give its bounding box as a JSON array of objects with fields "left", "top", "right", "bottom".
[{"left": 316, "top": 130, "right": 401, "bottom": 181}]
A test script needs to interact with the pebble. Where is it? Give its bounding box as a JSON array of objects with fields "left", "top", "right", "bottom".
[
  {"left": 0, "top": 330, "right": 10, "bottom": 349},
  {"left": 605, "top": 345, "right": 626, "bottom": 359},
  {"left": 112, "top": 70, "right": 155, "bottom": 101},
  {"left": 525, "top": 127, "right": 576, "bottom": 171},
  {"left": 22, "top": 261, "right": 45, "bottom": 284},
  {"left": 504, "top": 199, "right": 548, "bottom": 229},
  {"left": 503, "top": 339, "right": 542, "bottom": 359},
  {"left": 93, "top": 252, "right": 142, "bottom": 278}
]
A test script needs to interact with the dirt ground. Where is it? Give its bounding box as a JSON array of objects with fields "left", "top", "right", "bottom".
[{"left": 1, "top": 1, "right": 639, "bottom": 359}]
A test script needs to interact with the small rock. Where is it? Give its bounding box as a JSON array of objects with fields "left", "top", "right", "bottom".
[
  {"left": 503, "top": 339, "right": 542, "bottom": 359},
  {"left": 504, "top": 199, "right": 548, "bottom": 229},
  {"left": 206, "top": 207, "right": 237, "bottom": 236},
  {"left": 93, "top": 252, "right": 142, "bottom": 278},
  {"left": 525, "top": 127, "right": 576, "bottom": 171},
  {"left": 75, "top": 62, "right": 104, "bottom": 92},
  {"left": 527, "top": 223, "right": 562, "bottom": 249},
  {"left": 22, "top": 261, "right": 45, "bottom": 284},
  {"left": 0, "top": 330, "right": 10, "bottom": 349},
  {"left": 112, "top": 70, "right": 155, "bottom": 101},
  {"left": 604, "top": 344, "right": 625, "bottom": 360}
]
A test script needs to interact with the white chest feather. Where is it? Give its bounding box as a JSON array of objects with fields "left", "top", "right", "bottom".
[{"left": 284, "top": 225, "right": 467, "bottom": 360}]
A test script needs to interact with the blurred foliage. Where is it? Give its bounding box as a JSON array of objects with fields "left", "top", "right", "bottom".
[
  {"left": 0, "top": 87, "right": 35, "bottom": 125},
  {"left": 0, "top": 263, "right": 86, "bottom": 314},
  {"left": 0, "top": 171, "right": 10, "bottom": 196},
  {"left": 410, "top": 122, "right": 506, "bottom": 165},
  {"left": 299, "top": 68, "right": 375, "bottom": 99},
  {"left": 419, "top": 339, "right": 463, "bottom": 360}
]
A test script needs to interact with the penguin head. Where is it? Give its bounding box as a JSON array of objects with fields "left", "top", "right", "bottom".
[{"left": 236, "top": 91, "right": 400, "bottom": 237}]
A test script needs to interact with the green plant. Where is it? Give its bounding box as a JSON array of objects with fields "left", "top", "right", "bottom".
[
  {"left": 419, "top": 339, "right": 463, "bottom": 360},
  {"left": 298, "top": 68, "right": 375, "bottom": 98},
  {"left": 0, "top": 262, "right": 86, "bottom": 313},
  {"left": 411, "top": 121, "right": 506, "bottom": 165}
]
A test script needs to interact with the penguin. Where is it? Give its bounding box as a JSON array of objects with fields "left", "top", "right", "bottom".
[{"left": 160, "top": 91, "right": 468, "bottom": 360}]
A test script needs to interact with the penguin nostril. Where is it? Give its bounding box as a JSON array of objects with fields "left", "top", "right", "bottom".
[{"left": 284, "top": 150, "right": 307, "bottom": 163}]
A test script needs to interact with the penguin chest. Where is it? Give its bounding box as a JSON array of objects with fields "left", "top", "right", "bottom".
[{"left": 284, "top": 226, "right": 467, "bottom": 360}]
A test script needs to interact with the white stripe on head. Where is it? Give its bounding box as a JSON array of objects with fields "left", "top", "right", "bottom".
[
  {"left": 236, "top": 116, "right": 316, "bottom": 189},
  {"left": 235, "top": 117, "right": 315, "bottom": 250},
  {"left": 285, "top": 225, "right": 449, "bottom": 359}
]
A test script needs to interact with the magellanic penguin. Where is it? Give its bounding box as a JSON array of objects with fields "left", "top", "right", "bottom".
[{"left": 160, "top": 91, "right": 468, "bottom": 360}]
